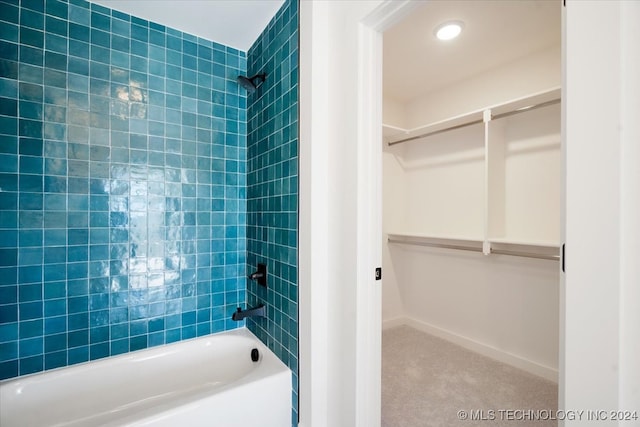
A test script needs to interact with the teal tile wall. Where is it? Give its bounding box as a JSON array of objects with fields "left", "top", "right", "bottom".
[
  {"left": 0, "top": 0, "right": 247, "bottom": 380},
  {"left": 245, "top": 0, "right": 299, "bottom": 424}
]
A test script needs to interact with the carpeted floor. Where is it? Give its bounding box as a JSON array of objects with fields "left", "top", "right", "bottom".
[{"left": 382, "top": 325, "right": 558, "bottom": 427}]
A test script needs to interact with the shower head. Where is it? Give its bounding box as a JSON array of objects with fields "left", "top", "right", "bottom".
[{"left": 237, "top": 73, "right": 267, "bottom": 93}]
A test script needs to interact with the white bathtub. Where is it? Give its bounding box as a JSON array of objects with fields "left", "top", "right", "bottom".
[{"left": 0, "top": 328, "right": 292, "bottom": 427}]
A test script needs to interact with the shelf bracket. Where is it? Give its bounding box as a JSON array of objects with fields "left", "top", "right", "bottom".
[{"left": 483, "top": 109, "right": 492, "bottom": 123}]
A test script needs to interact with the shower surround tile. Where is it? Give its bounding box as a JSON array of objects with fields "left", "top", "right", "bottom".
[
  {"left": 245, "top": 0, "right": 299, "bottom": 424},
  {"left": 0, "top": 0, "right": 247, "bottom": 380}
]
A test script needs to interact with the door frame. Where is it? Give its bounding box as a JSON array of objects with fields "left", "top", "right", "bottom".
[
  {"left": 355, "top": 2, "right": 432, "bottom": 426},
  {"left": 300, "top": 1, "right": 640, "bottom": 426},
  {"left": 354, "top": 1, "right": 566, "bottom": 425}
]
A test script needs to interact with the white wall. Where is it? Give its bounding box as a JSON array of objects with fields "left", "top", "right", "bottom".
[
  {"left": 89, "top": 0, "right": 285, "bottom": 51},
  {"left": 499, "top": 103, "right": 562, "bottom": 244},
  {"left": 619, "top": 0, "right": 640, "bottom": 416},
  {"left": 563, "top": 1, "right": 640, "bottom": 424},
  {"left": 299, "top": 1, "right": 384, "bottom": 426},
  {"left": 381, "top": 153, "right": 405, "bottom": 325},
  {"left": 395, "top": 123, "right": 486, "bottom": 237},
  {"left": 391, "top": 245, "right": 560, "bottom": 379},
  {"left": 382, "top": 97, "right": 407, "bottom": 128},
  {"left": 402, "top": 45, "right": 560, "bottom": 128}
]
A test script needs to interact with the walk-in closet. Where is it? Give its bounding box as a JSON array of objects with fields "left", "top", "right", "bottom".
[{"left": 381, "top": 2, "right": 561, "bottom": 425}]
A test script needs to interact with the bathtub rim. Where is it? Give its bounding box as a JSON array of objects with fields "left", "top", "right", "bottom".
[
  {"left": 0, "top": 326, "right": 292, "bottom": 427},
  {"left": 0, "top": 326, "right": 279, "bottom": 385}
]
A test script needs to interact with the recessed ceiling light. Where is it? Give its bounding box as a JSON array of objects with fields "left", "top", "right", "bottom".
[{"left": 435, "top": 21, "right": 464, "bottom": 41}]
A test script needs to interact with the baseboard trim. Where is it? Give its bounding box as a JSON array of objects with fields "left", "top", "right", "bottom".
[
  {"left": 382, "top": 316, "right": 405, "bottom": 330},
  {"left": 385, "top": 316, "right": 559, "bottom": 383}
]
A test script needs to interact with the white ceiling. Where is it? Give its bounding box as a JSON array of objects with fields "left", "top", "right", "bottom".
[
  {"left": 384, "top": 0, "right": 561, "bottom": 104},
  {"left": 90, "top": 0, "right": 285, "bottom": 52}
]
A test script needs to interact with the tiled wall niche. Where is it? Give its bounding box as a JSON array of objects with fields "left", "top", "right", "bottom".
[
  {"left": 245, "top": 0, "right": 299, "bottom": 424},
  {"left": 0, "top": 0, "right": 248, "bottom": 379}
]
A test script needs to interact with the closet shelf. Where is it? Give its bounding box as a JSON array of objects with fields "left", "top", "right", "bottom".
[
  {"left": 387, "top": 232, "right": 560, "bottom": 261},
  {"left": 384, "top": 87, "right": 561, "bottom": 146}
]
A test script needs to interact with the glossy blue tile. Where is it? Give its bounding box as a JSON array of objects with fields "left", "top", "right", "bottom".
[
  {"left": 245, "top": 1, "right": 299, "bottom": 422},
  {"left": 0, "top": 96, "right": 17, "bottom": 116},
  {"left": 19, "top": 174, "right": 43, "bottom": 192},
  {"left": 20, "top": 8, "right": 44, "bottom": 31},
  {"left": 18, "top": 247, "right": 42, "bottom": 265},
  {"left": 111, "top": 16, "right": 130, "bottom": 35},
  {"left": 44, "top": 333, "right": 67, "bottom": 353},
  {"left": 19, "top": 27, "right": 44, "bottom": 49},
  {"left": 68, "top": 3, "right": 89, "bottom": 23},
  {"left": 0, "top": 59, "right": 17, "bottom": 81},
  {"left": 1, "top": 0, "right": 262, "bottom": 384},
  {"left": 19, "top": 336, "right": 43, "bottom": 358},
  {"left": 18, "top": 228, "right": 42, "bottom": 247},
  {"left": 18, "top": 192, "right": 43, "bottom": 212},
  {"left": 129, "top": 334, "right": 146, "bottom": 351},
  {"left": 0, "top": 360, "right": 18, "bottom": 380},
  {"left": 18, "top": 118, "right": 42, "bottom": 139},
  {"left": 67, "top": 176, "right": 88, "bottom": 193},
  {"left": 69, "top": 22, "right": 89, "bottom": 44},
  {"left": 89, "top": 342, "right": 109, "bottom": 360},
  {"left": 19, "top": 301, "right": 42, "bottom": 320},
  {"left": 19, "top": 318, "right": 43, "bottom": 339},
  {"left": 44, "top": 229, "right": 67, "bottom": 246},
  {"left": 85, "top": 309, "right": 104, "bottom": 333},
  {"left": 90, "top": 11, "right": 110, "bottom": 30},
  {"left": 18, "top": 283, "right": 42, "bottom": 303},
  {"left": 46, "top": 15, "right": 67, "bottom": 37},
  {"left": 18, "top": 82, "right": 43, "bottom": 102},
  {"left": 0, "top": 191, "right": 18, "bottom": 211},
  {"left": 0, "top": 138, "right": 18, "bottom": 159},
  {"left": 43, "top": 176, "right": 66, "bottom": 193},
  {"left": 44, "top": 350, "right": 66, "bottom": 370},
  {"left": 0, "top": 341, "right": 18, "bottom": 363},
  {"left": 0, "top": 265, "right": 17, "bottom": 284},
  {"left": 0, "top": 285, "right": 17, "bottom": 305},
  {"left": 88, "top": 1, "right": 109, "bottom": 16},
  {"left": 45, "top": 32, "right": 67, "bottom": 54},
  {"left": 46, "top": 0, "right": 68, "bottom": 19},
  {"left": 19, "top": 354, "right": 42, "bottom": 375},
  {"left": 19, "top": 152, "right": 43, "bottom": 172},
  {"left": 67, "top": 346, "right": 88, "bottom": 364},
  {"left": 44, "top": 299, "right": 65, "bottom": 317},
  {"left": 67, "top": 296, "right": 87, "bottom": 315},
  {"left": 44, "top": 51, "right": 66, "bottom": 71},
  {"left": 43, "top": 263, "right": 65, "bottom": 282},
  {"left": 0, "top": 173, "right": 17, "bottom": 192},
  {"left": 42, "top": 196, "right": 63, "bottom": 214},
  {"left": 0, "top": 2, "right": 19, "bottom": 24},
  {"left": 44, "top": 158, "right": 67, "bottom": 175},
  {"left": 0, "top": 322, "right": 18, "bottom": 342},
  {"left": 43, "top": 314, "right": 65, "bottom": 333},
  {"left": 0, "top": 300, "right": 18, "bottom": 322}
]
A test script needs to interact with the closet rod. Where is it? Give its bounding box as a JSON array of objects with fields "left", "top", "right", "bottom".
[
  {"left": 490, "top": 249, "right": 560, "bottom": 261},
  {"left": 491, "top": 98, "right": 561, "bottom": 121},
  {"left": 387, "top": 238, "right": 483, "bottom": 253},
  {"left": 387, "top": 98, "right": 561, "bottom": 146},
  {"left": 387, "top": 238, "right": 560, "bottom": 261},
  {"left": 387, "top": 119, "right": 483, "bottom": 146}
]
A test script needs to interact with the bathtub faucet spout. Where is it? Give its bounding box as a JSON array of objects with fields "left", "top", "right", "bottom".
[{"left": 232, "top": 304, "right": 266, "bottom": 321}]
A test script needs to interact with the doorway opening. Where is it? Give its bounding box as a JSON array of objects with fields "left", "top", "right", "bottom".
[{"left": 377, "top": 1, "right": 562, "bottom": 425}]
